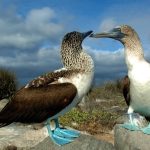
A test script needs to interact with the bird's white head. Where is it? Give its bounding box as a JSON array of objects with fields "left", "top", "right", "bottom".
[{"left": 90, "top": 25, "right": 144, "bottom": 69}]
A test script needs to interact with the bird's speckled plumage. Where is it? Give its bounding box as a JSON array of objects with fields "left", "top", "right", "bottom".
[
  {"left": 119, "top": 25, "right": 144, "bottom": 71},
  {"left": 61, "top": 31, "right": 94, "bottom": 72}
]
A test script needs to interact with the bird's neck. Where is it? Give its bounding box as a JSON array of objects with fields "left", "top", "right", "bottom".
[
  {"left": 124, "top": 37, "right": 144, "bottom": 70},
  {"left": 61, "top": 48, "right": 94, "bottom": 72}
]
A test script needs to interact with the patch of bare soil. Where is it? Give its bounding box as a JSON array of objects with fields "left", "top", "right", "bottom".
[{"left": 94, "top": 133, "right": 114, "bottom": 144}]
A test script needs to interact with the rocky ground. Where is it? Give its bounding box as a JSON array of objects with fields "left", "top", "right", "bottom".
[
  {"left": 0, "top": 123, "right": 115, "bottom": 150},
  {"left": 0, "top": 99, "right": 115, "bottom": 149},
  {"left": 114, "top": 125, "right": 150, "bottom": 150}
]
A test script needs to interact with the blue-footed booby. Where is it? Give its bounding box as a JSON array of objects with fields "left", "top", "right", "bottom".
[
  {"left": 0, "top": 31, "right": 94, "bottom": 145},
  {"left": 90, "top": 25, "right": 150, "bottom": 134}
]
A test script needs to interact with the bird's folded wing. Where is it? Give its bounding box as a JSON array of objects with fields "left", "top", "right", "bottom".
[
  {"left": 122, "top": 75, "right": 130, "bottom": 106},
  {"left": 0, "top": 83, "right": 77, "bottom": 126},
  {"left": 25, "top": 70, "right": 71, "bottom": 88}
]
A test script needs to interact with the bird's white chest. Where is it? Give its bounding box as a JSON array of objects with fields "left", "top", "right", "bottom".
[
  {"left": 129, "top": 62, "right": 150, "bottom": 115},
  {"left": 73, "top": 73, "right": 94, "bottom": 97},
  {"left": 59, "top": 72, "right": 94, "bottom": 99},
  {"left": 50, "top": 71, "right": 94, "bottom": 119}
]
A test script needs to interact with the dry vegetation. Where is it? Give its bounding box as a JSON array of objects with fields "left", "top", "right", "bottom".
[
  {"left": 0, "top": 68, "right": 17, "bottom": 99},
  {"left": 60, "top": 80, "right": 127, "bottom": 138}
]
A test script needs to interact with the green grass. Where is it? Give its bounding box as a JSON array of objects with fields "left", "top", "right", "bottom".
[
  {"left": 60, "top": 108, "right": 90, "bottom": 125},
  {"left": 59, "top": 107, "right": 121, "bottom": 133}
]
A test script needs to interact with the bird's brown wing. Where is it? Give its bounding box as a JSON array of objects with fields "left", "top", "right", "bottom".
[
  {"left": 0, "top": 82, "right": 77, "bottom": 127},
  {"left": 122, "top": 75, "right": 130, "bottom": 106}
]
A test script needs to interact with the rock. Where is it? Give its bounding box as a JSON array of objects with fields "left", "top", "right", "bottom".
[
  {"left": 114, "top": 124, "right": 150, "bottom": 150},
  {"left": 0, "top": 124, "right": 115, "bottom": 150},
  {"left": 32, "top": 134, "right": 115, "bottom": 150},
  {"left": 0, "top": 123, "right": 47, "bottom": 150},
  {"left": 115, "top": 115, "right": 129, "bottom": 124}
]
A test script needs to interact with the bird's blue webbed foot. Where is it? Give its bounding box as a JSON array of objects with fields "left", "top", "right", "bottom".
[
  {"left": 121, "top": 107, "right": 141, "bottom": 131},
  {"left": 121, "top": 113, "right": 140, "bottom": 131},
  {"left": 46, "top": 118, "right": 80, "bottom": 146},
  {"left": 54, "top": 128, "right": 80, "bottom": 138},
  {"left": 141, "top": 123, "right": 150, "bottom": 134},
  {"left": 121, "top": 110, "right": 150, "bottom": 134},
  {"left": 121, "top": 123, "right": 139, "bottom": 130}
]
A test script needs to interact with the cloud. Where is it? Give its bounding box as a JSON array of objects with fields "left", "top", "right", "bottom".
[
  {"left": 85, "top": 46, "right": 127, "bottom": 84},
  {"left": 0, "top": 6, "right": 66, "bottom": 85},
  {"left": 5, "top": 39, "right": 150, "bottom": 87},
  {"left": 1, "top": 46, "right": 62, "bottom": 85},
  {"left": 0, "top": 7, "right": 64, "bottom": 50},
  {"left": 98, "top": 3, "right": 150, "bottom": 50},
  {"left": 2, "top": 3, "right": 150, "bottom": 87},
  {"left": 99, "top": 18, "right": 117, "bottom": 32},
  {"left": 25, "top": 7, "right": 64, "bottom": 41},
  {"left": 0, "top": 46, "right": 61, "bottom": 68},
  {"left": 1, "top": 42, "right": 128, "bottom": 86},
  {"left": 0, "top": 6, "right": 86, "bottom": 87}
]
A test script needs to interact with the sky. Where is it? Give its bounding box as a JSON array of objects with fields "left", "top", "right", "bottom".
[{"left": 0, "top": 0, "right": 150, "bottom": 86}]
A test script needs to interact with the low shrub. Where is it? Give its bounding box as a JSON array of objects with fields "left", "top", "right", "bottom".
[{"left": 0, "top": 68, "right": 17, "bottom": 100}]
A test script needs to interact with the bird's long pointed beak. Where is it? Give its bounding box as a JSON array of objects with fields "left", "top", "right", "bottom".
[
  {"left": 90, "top": 32, "right": 114, "bottom": 38},
  {"left": 90, "top": 28, "right": 126, "bottom": 39},
  {"left": 82, "top": 31, "right": 93, "bottom": 39}
]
